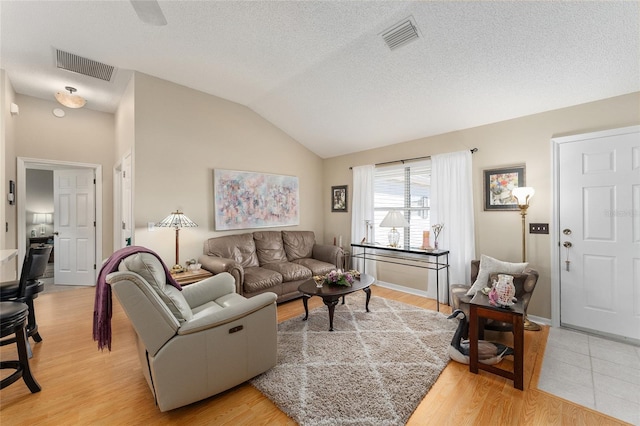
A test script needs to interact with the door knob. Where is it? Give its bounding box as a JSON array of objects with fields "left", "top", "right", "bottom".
[
  {"left": 563, "top": 229, "right": 572, "bottom": 235},
  {"left": 563, "top": 241, "right": 572, "bottom": 248},
  {"left": 53, "top": 232, "right": 59, "bottom": 236}
]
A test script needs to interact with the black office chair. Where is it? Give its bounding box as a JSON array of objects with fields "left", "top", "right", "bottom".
[{"left": 0, "top": 245, "right": 52, "bottom": 346}]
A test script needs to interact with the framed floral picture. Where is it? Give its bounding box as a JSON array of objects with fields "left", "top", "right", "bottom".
[
  {"left": 331, "top": 185, "right": 348, "bottom": 212},
  {"left": 483, "top": 165, "right": 525, "bottom": 211}
]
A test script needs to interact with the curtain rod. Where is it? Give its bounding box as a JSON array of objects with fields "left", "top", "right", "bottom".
[{"left": 349, "top": 148, "right": 477, "bottom": 170}]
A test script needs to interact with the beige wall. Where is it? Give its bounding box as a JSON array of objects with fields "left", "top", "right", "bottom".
[
  {"left": 3, "top": 65, "right": 638, "bottom": 322},
  {"left": 131, "top": 72, "right": 325, "bottom": 265},
  {"left": 1, "top": 70, "right": 18, "bottom": 280},
  {"left": 12, "top": 94, "right": 116, "bottom": 258},
  {"left": 323, "top": 92, "right": 640, "bottom": 320},
  {"left": 115, "top": 76, "right": 135, "bottom": 162}
]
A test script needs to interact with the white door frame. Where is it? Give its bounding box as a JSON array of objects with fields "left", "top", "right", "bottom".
[
  {"left": 113, "top": 151, "right": 133, "bottom": 250},
  {"left": 17, "top": 157, "right": 102, "bottom": 281},
  {"left": 550, "top": 125, "right": 640, "bottom": 329}
]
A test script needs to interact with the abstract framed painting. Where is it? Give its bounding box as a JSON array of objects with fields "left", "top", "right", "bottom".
[
  {"left": 483, "top": 164, "right": 525, "bottom": 211},
  {"left": 214, "top": 169, "right": 299, "bottom": 230}
]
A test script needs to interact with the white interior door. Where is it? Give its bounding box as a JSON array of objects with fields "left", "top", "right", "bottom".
[
  {"left": 54, "top": 169, "right": 96, "bottom": 285},
  {"left": 558, "top": 126, "right": 640, "bottom": 341}
]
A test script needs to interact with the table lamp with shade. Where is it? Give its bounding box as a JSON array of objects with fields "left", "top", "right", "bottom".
[
  {"left": 380, "top": 210, "right": 409, "bottom": 248},
  {"left": 33, "top": 213, "right": 53, "bottom": 236},
  {"left": 511, "top": 186, "right": 540, "bottom": 331},
  {"left": 156, "top": 211, "right": 197, "bottom": 272}
]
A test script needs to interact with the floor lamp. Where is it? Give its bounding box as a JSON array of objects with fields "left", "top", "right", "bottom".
[
  {"left": 157, "top": 211, "right": 198, "bottom": 272},
  {"left": 512, "top": 187, "right": 540, "bottom": 331}
]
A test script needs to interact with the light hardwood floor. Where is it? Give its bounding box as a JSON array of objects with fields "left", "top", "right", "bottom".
[{"left": 0, "top": 286, "right": 629, "bottom": 425}]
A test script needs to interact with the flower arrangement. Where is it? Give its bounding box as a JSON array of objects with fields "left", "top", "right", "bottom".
[
  {"left": 432, "top": 223, "right": 444, "bottom": 249},
  {"left": 314, "top": 269, "right": 360, "bottom": 287}
]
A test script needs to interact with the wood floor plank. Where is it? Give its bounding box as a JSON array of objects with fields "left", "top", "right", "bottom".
[{"left": 0, "top": 285, "right": 630, "bottom": 425}]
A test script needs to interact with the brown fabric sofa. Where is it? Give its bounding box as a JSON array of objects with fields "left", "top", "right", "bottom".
[{"left": 199, "top": 230, "right": 343, "bottom": 302}]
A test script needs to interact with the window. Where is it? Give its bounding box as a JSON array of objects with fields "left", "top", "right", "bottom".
[{"left": 373, "top": 160, "right": 431, "bottom": 248}]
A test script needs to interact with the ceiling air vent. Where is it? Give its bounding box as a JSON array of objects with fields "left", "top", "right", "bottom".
[
  {"left": 56, "top": 49, "right": 115, "bottom": 82},
  {"left": 381, "top": 17, "right": 420, "bottom": 51}
]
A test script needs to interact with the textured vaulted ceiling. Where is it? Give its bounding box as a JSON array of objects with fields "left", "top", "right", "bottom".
[{"left": 1, "top": 1, "right": 638, "bottom": 158}]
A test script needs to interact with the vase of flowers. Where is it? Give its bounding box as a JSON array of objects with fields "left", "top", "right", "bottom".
[
  {"left": 432, "top": 223, "right": 444, "bottom": 249},
  {"left": 324, "top": 269, "right": 359, "bottom": 287}
]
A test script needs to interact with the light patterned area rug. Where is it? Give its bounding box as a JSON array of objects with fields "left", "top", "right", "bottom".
[{"left": 251, "top": 292, "right": 457, "bottom": 425}]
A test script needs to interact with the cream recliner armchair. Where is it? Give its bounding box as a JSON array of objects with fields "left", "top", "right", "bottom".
[{"left": 106, "top": 252, "right": 277, "bottom": 412}]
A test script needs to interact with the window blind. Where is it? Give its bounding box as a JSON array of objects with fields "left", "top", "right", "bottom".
[{"left": 373, "top": 159, "right": 431, "bottom": 248}]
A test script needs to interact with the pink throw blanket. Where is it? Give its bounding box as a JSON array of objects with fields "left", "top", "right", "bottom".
[{"left": 93, "top": 246, "right": 181, "bottom": 351}]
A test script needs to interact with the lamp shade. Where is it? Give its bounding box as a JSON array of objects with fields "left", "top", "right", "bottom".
[
  {"left": 512, "top": 187, "right": 535, "bottom": 206},
  {"left": 380, "top": 210, "right": 409, "bottom": 248},
  {"left": 380, "top": 210, "right": 410, "bottom": 228},
  {"left": 32, "top": 213, "right": 53, "bottom": 224},
  {"left": 156, "top": 211, "right": 197, "bottom": 229}
]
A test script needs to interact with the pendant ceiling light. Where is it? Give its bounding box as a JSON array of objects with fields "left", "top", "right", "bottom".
[{"left": 55, "top": 86, "right": 86, "bottom": 108}]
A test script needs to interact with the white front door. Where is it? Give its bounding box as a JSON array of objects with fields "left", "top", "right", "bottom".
[
  {"left": 54, "top": 169, "right": 96, "bottom": 285},
  {"left": 556, "top": 126, "right": 640, "bottom": 341}
]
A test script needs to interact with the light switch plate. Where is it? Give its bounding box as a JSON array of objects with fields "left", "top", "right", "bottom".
[{"left": 529, "top": 223, "right": 549, "bottom": 234}]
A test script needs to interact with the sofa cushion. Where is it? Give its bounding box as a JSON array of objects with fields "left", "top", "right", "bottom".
[
  {"left": 282, "top": 230, "right": 315, "bottom": 261},
  {"left": 253, "top": 231, "right": 287, "bottom": 264},
  {"left": 291, "top": 258, "right": 336, "bottom": 276},
  {"left": 466, "top": 254, "right": 528, "bottom": 296},
  {"left": 119, "top": 253, "right": 192, "bottom": 322},
  {"left": 243, "top": 266, "right": 283, "bottom": 294},
  {"left": 262, "top": 262, "right": 311, "bottom": 282},
  {"left": 204, "top": 233, "right": 259, "bottom": 268}
]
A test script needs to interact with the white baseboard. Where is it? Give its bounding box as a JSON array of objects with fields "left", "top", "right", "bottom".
[
  {"left": 527, "top": 314, "right": 551, "bottom": 326},
  {"left": 373, "top": 280, "right": 431, "bottom": 298}
]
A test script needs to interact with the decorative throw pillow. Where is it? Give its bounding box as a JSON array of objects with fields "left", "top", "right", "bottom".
[{"left": 465, "top": 254, "right": 528, "bottom": 296}]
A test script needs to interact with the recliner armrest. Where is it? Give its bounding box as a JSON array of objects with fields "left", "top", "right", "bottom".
[
  {"left": 178, "top": 292, "right": 277, "bottom": 335},
  {"left": 181, "top": 272, "right": 236, "bottom": 309}
]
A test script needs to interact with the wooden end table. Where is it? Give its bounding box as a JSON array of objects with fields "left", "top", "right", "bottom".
[
  {"left": 469, "top": 292, "right": 525, "bottom": 390},
  {"left": 170, "top": 269, "right": 213, "bottom": 286},
  {"left": 298, "top": 273, "right": 374, "bottom": 331}
]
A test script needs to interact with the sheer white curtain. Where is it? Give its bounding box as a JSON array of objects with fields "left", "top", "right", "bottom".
[
  {"left": 351, "top": 165, "right": 376, "bottom": 277},
  {"left": 430, "top": 150, "right": 476, "bottom": 303}
]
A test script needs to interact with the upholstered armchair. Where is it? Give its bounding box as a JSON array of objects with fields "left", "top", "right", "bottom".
[
  {"left": 450, "top": 260, "right": 539, "bottom": 334},
  {"left": 106, "top": 252, "right": 277, "bottom": 412}
]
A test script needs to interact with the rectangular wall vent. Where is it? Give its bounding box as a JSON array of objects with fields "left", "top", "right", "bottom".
[
  {"left": 381, "top": 17, "right": 420, "bottom": 51},
  {"left": 56, "top": 49, "right": 115, "bottom": 82}
]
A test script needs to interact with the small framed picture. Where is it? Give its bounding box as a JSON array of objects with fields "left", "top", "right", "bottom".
[
  {"left": 331, "top": 185, "right": 348, "bottom": 212},
  {"left": 483, "top": 165, "right": 526, "bottom": 211}
]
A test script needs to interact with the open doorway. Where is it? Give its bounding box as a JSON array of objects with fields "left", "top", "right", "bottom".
[
  {"left": 17, "top": 157, "right": 102, "bottom": 287},
  {"left": 25, "top": 169, "right": 55, "bottom": 284}
]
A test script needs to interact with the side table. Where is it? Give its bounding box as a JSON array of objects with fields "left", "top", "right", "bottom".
[
  {"left": 170, "top": 269, "right": 213, "bottom": 286},
  {"left": 469, "top": 292, "right": 524, "bottom": 390}
]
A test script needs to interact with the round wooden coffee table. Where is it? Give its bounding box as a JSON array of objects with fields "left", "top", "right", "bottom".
[{"left": 298, "top": 273, "right": 374, "bottom": 331}]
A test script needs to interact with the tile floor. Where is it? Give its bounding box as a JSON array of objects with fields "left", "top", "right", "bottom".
[{"left": 538, "top": 327, "right": 640, "bottom": 425}]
